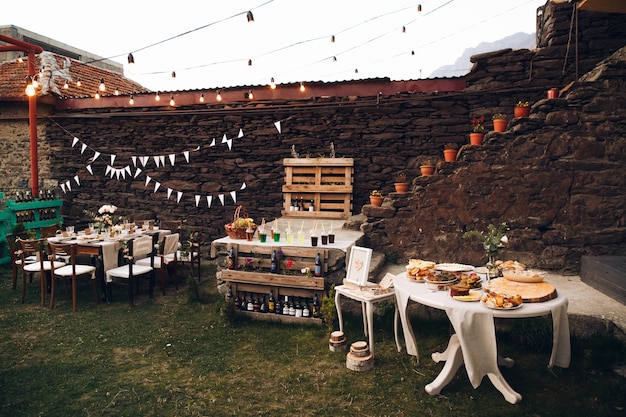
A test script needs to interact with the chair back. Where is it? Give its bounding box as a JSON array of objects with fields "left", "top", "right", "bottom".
[
  {"left": 17, "top": 238, "right": 46, "bottom": 271},
  {"left": 162, "top": 233, "right": 179, "bottom": 256},
  {"left": 132, "top": 236, "right": 154, "bottom": 260},
  {"left": 5, "top": 233, "right": 18, "bottom": 262},
  {"left": 47, "top": 242, "right": 76, "bottom": 273},
  {"left": 345, "top": 246, "right": 373, "bottom": 286},
  {"left": 40, "top": 225, "right": 60, "bottom": 238}
]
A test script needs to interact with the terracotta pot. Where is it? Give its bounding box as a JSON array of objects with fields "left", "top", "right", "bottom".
[
  {"left": 493, "top": 119, "right": 507, "bottom": 132},
  {"left": 547, "top": 89, "right": 559, "bottom": 99},
  {"left": 514, "top": 106, "right": 530, "bottom": 118},
  {"left": 369, "top": 196, "right": 383, "bottom": 207},
  {"left": 420, "top": 165, "right": 435, "bottom": 176},
  {"left": 443, "top": 149, "right": 458, "bottom": 162},
  {"left": 469, "top": 133, "right": 484, "bottom": 145},
  {"left": 394, "top": 182, "right": 409, "bottom": 193}
]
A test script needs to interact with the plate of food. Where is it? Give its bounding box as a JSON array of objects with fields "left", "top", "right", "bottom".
[
  {"left": 501, "top": 268, "right": 546, "bottom": 283},
  {"left": 425, "top": 272, "right": 458, "bottom": 291},
  {"left": 450, "top": 290, "right": 482, "bottom": 302},
  {"left": 405, "top": 259, "right": 436, "bottom": 282},
  {"left": 435, "top": 263, "right": 474, "bottom": 272},
  {"left": 480, "top": 289, "right": 523, "bottom": 310},
  {"left": 481, "top": 300, "right": 523, "bottom": 310}
]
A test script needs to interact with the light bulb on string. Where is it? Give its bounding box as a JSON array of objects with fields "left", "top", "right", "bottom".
[
  {"left": 94, "top": 91, "right": 100, "bottom": 99},
  {"left": 99, "top": 78, "right": 106, "bottom": 91},
  {"left": 129, "top": 94, "right": 134, "bottom": 105},
  {"left": 25, "top": 75, "right": 36, "bottom": 97},
  {"left": 299, "top": 82, "right": 305, "bottom": 92},
  {"left": 63, "top": 80, "right": 69, "bottom": 90},
  {"left": 199, "top": 93, "right": 205, "bottom": 103},
  {"left": 18, "top": 55, "right": 23, "bottom": 63},
  {"left": 246, "top": 11, "right": 254, "bottom": 22},
  {"left": 216, "top": 90, "right": 222, "bottom": 101},
  {"left": 246, "top": 90, "right": 253, "bottom": 100},
  {"left": 270, "top": 77, "right": 276, "bottom": 89},
  {"left": 127, "top": 53, "right": 135, "bottom": 74},
  {"left": 155, "top": 91, "right": 161, "bottom": 101},
  {"left": 76, "top": 77, "right": 81, "bottom": 87},
  {"left": 169, "top": 95, "right": 175, "bottom": 106},
  {"left": 114, "top": 88, "right": 119, "bottom": 96},
  {"left": 331, "top": 35, "right": 335, "bottom": 43},
  {"left": 248, "top": 59, "right": 252, "bottom": 66},
  {"left": 402, "top": 26, "right": 406, "bottom": 33},
  {"left": 417, "top": 4, "right": 422, "bottom": 12}
]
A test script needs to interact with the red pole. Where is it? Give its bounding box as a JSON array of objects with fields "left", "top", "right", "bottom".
[{"left": 27, "top": 50, "right": 39, "bottom": 197}]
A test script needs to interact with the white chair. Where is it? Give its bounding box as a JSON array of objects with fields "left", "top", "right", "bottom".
[
  {"left": 48, "top": 242, "right": 97, "bottom": 312},
  {"left": 136, "top": 233, "right": 179, "bottom": 295},
  {"left": 18, "top": 238, "right": 65, "bottom": 307},
  {"left": 334, "top": 246, "right": 401, "bottom": 354},
  {"left": 105, "top": 235, "right": 155, "bottom": 307}
]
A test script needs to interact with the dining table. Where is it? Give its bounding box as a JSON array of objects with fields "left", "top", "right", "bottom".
[
  {"left": 47, "top": 227, "right": 170, "bottom": 302},
  {"left": 393, "top": 269, "right": 571, "bottom": 404}
]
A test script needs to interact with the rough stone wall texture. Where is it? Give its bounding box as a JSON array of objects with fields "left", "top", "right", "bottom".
[{"left": 2, "top": 1, "right": 625, "bottom": 273}]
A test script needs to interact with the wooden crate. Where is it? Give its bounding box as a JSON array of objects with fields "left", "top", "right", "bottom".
[
  {"left": 221, "top": 243, "right": 327, "bottom": 324},
  {"left": 282, "top": 157, "right": 353, "bottom": 219}
]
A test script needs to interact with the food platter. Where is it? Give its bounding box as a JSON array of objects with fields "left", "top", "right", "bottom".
[
  {"left": 434, "top": 263, "right": 474, "bottom": 272},
  {"left": 501, "top": 269, "right": 546, "bottom": 283},
  {"left": 481, "top": 300, "right": 523, "bottom": 310}
]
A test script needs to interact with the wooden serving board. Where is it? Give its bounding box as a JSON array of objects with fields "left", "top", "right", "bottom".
[{"left": 485, "top": 278, "right": 557, "bottom": 303}]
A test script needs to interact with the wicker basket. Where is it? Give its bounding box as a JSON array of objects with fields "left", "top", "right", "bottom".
[{"left": 224, "top": 205, "right": 256, "bottom": 239}]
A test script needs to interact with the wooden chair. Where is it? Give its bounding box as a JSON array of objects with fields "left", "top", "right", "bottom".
[
  {"left": 48, "top": 242, "right": 98, "bottom": 311},
  {"left": 18, "top": 238, "right": 65, "bottom": 306},
  {"left": 161, "top": 221, "right": 202, "bottom": 280},
  {"left": 334, "top": 246, "right": 400, "bottom": 355},
  {"left": 39, "top": 224, "right": 60, "bottom": 238},
  {"left": 105, "top": 236, "right": 155, "bottom": 307},
  {"left": 136, "top": 233, "right": 179, "bottom": 295},
  {"left": 6, "top": 233, "right": 36, "bottom": 290}
]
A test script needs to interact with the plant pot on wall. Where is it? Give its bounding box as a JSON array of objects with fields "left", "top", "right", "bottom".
[
  {"left": 369, "top": 196, "right": 383, "bottom": 207},
  {"left": 443, "top": 149, "right": 458, "bottom": 162},
  {"left": 493, "top": 119, "right": 508, "bottom": 132},
  {"left": 547, "top": 88, "right": 559, "bottom": 99},
  {"left": 394, "top": 182, "right": 409, "bottom": 193},
  {"left": 469, "top": 133, "right": 484, "bottom": 145},
  {"left": 420, "top": 165, "right": 435, "bottom": 176},
  {"left": 514, "top": 106, "right": 530, "bottom": 118}
]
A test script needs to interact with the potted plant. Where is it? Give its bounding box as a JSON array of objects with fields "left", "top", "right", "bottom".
[
  {"left": 369, "top": 190, "right": 384, "bottom": 207},
  {"left": 394, "top": 172, "right": 409, "bottom": 193},
  {"left": 420, "top": 161, "right": 435, "bottom": 176},
  {"left": 492, "top": 113, "right": 508, "bottom": 132},
  {"left": 514, "top": 101, "right": 530, "bottom": 118},
  {"left": 470, "top": 115, "right": 485, "bottom": 145},
  {"left": 443, "top": 143, "right": 458, "bottom": 162}
]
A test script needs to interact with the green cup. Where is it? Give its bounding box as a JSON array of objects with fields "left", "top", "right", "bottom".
[{"left": 259, "top": 233, "right": 267, "bottom": 243}]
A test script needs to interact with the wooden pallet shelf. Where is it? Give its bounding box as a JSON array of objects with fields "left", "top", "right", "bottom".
[{"left": 282, "top": 157, "right": 353, "bottom": 219}]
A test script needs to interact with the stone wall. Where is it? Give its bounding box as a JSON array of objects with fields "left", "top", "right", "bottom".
[{"left": 2, "top": 1, "right": 625, "bottom": 273}]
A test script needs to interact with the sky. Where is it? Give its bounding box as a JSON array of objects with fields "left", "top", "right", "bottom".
[{"left": 2, "top": 0, "right": 547, "bottom": 92}]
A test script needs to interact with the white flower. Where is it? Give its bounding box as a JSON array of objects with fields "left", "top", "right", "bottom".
[
  {"left": 501, "top": 235, "right": 508, "bottom": 244},
  {"left": 98, "top": 204, "right": 118, "bottom": 214},
  {"left": 301, "top": 267, "right": 310, "bottom": 274}
]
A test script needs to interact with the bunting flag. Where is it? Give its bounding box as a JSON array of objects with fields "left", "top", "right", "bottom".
[
  {"left": 206, "top": 195, "right": 213, "bottom": 207},
  {"left": 210, "top": 138, "right": 216, "bottom": 147},
  {"left": 125, "top": 166, "right": 131, "bottom": 176},
  {"left": 141, "top": 156, "right": 149, "bottom": 166},
  {"left": 183, "top": 151, "right": 190, "bottom": 162},
  {"left": 110, "top": 154, "right": 116, "bottom": 165},
  {"left": 74, "top": 175, "right": 80, "bottom": 185},
  {"left": 145, "top": 176, "right": 152, "bottom": 186},
  {"left": 86, "top": 164, "right": 93, "bottom": 175},
  {"left": 274, "top": 121, "right": 281, "bottom": 133},
  {"left": 238, "top": 128, "right": 244, "bottom": 138},
  {"left": 134, "top": 167, "right": 142, "bottom": 178},
  {"left": 169, "top": 154, "right": 175, "bottom": 166},
  {"left": 176, "top": 191, "right": 183, "bottom": 203},
  {"left": 240, "top": 182, "right": 247, "bottom": 190},
  {"left": 66, "top": 180, "right": 72, "bottom": 191},
  {"left": 230, "top": 190, "right": 237, "bottom": 203},
  {"left": 167, "top": 188, "right": 173, "bottom": 199},
  {"left": 93, "top": 151, "right": 101, "bottom": 161},
  {"left": 159, "top": 155, "right": 166, "bottom": 166},
  {"left": 81, "top": 143, "right": 87, "bottom": 154},
  {"left": 195, "top": 195, "right": 201, "bottom": 207},
  {"left": 153, "top": 156, "right": 160, "bottom": 167},
  {"left": 154, "top": 182, "right": 161, "bottom": 193},
  {"left": 60, "top": 183, "right": 66, "bottom": 193},
  {"left": 105, "top": 166, "right": 111, "bottom": 175},
  {"left": 72, "top": 137, "right": 79, "bottom": 147},
  {"left": 132, "top": 156, "right": 137, "bottom": 166},
  {"left": 218, "top": 194, "right": 225, "bottom": 205}
]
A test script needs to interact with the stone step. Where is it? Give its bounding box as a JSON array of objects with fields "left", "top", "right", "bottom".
[{"left": 580, "top": 256, "right": 626, "bottom": 305}]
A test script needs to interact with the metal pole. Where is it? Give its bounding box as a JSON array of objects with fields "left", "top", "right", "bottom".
[{"left": 27, "top": 50, "right": 39, "bottom": 197}]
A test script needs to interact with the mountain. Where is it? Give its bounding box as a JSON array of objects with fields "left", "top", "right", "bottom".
[{"left": 429, "top": 32, "right": 536, "bottom": 78}]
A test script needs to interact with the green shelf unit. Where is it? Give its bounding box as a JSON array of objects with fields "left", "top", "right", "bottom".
[{"left": 0, "top": 195, "right": 64, "bottom": 264}]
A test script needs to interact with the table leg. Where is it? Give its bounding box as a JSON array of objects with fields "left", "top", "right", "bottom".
[
  {"left": 487, "top": 373, "right": 523, "bottom": 404},
  {"left": 425, "top": 334, "right": 465, "bottom": 395},
  {"left": 365, "top": 301, "right": 375, "bottom": 354},
  {"left": 335, "top": 291, "right": 344, "bottom": 333},
  {"left": 361, "top": 302, "right": 368, "bottom": 338},
  {"left": 393, "top": 305, "right": 401, "bottom": 352}
]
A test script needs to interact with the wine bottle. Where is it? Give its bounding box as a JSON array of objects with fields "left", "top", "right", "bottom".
[
  {"left": 312, "top": 294, "right": 321, "bottom": 318},
  {"left": 289, "top": 298, "right": 296, "bottom": 316},
  {"left": 314, "top": 253, "right": 322, "bottom": 277},
  {"left": 260, "top": 295, "right": 268, "bottom": 313},
  {"left": 247, "top": 293, "right": 254, "bottom": 311},
  {"left": 240, "top": 292, "right": 247, "bottom": 310},
  {"left": 227, "top": 285, "right": 233, "bottom": 301},
  {"left": 282, "top": 295, "right": 290, "bottom": 315},
  {"left": 268, "top": 290, "right": 275, "bottom": 313},
  {"left": 302, "top": 298, "right": 310, "bottom": 318},
  {"left": 295, "top": 298, "right": 303, "bottom": 317},
  {"left": 270, "top": 250, "right": 278, "bottom": 274},
  {"left": 274, "top": 296, "right": 282, "bottom": 315},
  {"left": 253, "top": 294, "right": 260, "bottom": 312}
]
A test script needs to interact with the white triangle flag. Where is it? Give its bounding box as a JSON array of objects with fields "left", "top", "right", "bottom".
[
  {"left": 226, "top": 138, "right": 232, "bottom": 150},
  {"left": 132, "top": 156, "right": 137, "bottom": 166},
  {"left": 141, "top": 156, "right": 149, "bottom": 166},
  {"left": 222, "top": 133, "right": 227, "bottom": 143},
  {"left": 154, "top": 182, "right": 161, "bottom": 193},
  {"left": 176, "top": 191, "right": 183, "bottom": 203},
  {"left": 60, "top": 183, "right": 66, "bottom": 193},
  {"left": 240, "top": 182, "right": 247, "bottom": 190},
  {"left": 183, "top": 151, "right": 190, "bottom": 163},
  {"left": 109, "top": 169, "right": 115, "bottom": 179},
  {"left": 120, "top": 168, "right": 127, "bottom": 179},
  {"left": 195, "top": 195, "right": 201, "bottom": 207},
  {"left": 66, "top": 180, "right": 72, "bottom": 191},
  {"left": 145, "top": 176, "right": 152, "bottom": 186},
  {"left": 93, "top": 151, "right": 101, "bottom": 161},
  {"left": 194, "top": 145, "right": 200, "bottom": 151},
  {"left": 230, "top": 190, "right": 237, "bottom": 203},
  {"left": 74, "top": 175, "right": 80, "bottom": 185},
  {"left": 110, "top": 154, "right": 116, "bottom": 165},
  {"left": 153, "top": 156, "right": 160, "bottom": 167},
  {"left": 115, "top": 169, "right": 121, "bottom": 180},
  {"left": 238, "top": 128, "right": 244, "bottom": 138},
  {"left": 169, "top": 154, "right": 175, "bottom": 166},
  {"left": 167, "top": 188, "right": 173, "bottom": 199},
  {"left": 210, "top": 138, "right": 216, "bottom": 147},
  {"left": 81, "top": 143, "right": 87, "bottom": 154},
  {"left": 86, "top": 164, "right": 93, "bottom": 175},
  {"left": 134, "top": 167, "right": 142, "bottom": 178},
  {"left": 125, "top": 166, "right": 131, "bottom": 175},
  {"left": 159, "top": 155, "right": 165, "bottom": 166},
  {"left": 274, "top": 121, "right": 281, "bottom": 133},
  {"left": 218, "top": 194, "right": 225, "bottom": 205},
  {"left": 206, "top": 195, "right": 213, "bottom": 207},
  {"left": 105, "top": 166, "right": 111, "bottom": 175},
  {"left": 72, "top": 137, "right": 79, "bottom": 147}
]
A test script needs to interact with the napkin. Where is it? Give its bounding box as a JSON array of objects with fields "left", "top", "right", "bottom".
[
  {"left": 445, "top": 306, "right": 498, "bottom": 388},
  {"left": 100, "top": 242, "right": 119, "bottom": 281},
  {"left": 549, "top": 299, "right": 571, "bottom": 368}
]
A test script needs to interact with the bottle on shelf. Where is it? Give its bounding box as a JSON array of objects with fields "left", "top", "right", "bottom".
[
  {"left": 260, "top": 295, "right": 268, "bottom": 313},
  {"left": 295, "top": 298, "right": 303, "bottom": 317},
  {"left": 314, "top": 253, "right": 322, "bottom": 277},
  {"left": 233, "top": 292, "right": 240, "bottom": 308},
  {"left": 289, "top": 298, "right": 296, "bottom": 316},
  {"left": 270, "top": 250, "right": 278, "bottom": 274},
  {"left": 309, "top": 199, "right": 314, "bottom": 212},
  {"left": 228, "top": 247, "right": 236, "bottom": 270},
  {"left": 282, "top": 295, "right": 290, "bottom": 315},
  {"left": 268, "top": 290, "right": 275, "bottom": 313},
  {"left": 247, "top": 293, "right": 254, "bottom": 311},
  {"left": 312, "top": 294, "right": 321, "bottom": 318},
  {"left": 299, "top": 196, "right": 304, "bottom": 211},
  {"left": 274, "top": 296, "right": 282, "bottom": 315},
  {"left": 240, "top": 292, "right": 248, "bottom": 310},
  {"left": 253, "top": 294, "right": 260, "bottom": 312},
  {"left": 227, "top": 285, "right": 233, "bottom": 301},
  {"left": 302, "top": 299, "right": 310, "bottom": 318}
]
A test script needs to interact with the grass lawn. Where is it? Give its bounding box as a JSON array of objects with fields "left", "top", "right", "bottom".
[{"left": 0, "top": 262, "right": 624, "bottom": 416}]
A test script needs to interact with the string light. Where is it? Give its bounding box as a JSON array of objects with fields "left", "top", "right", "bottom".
[
  {"left": 299, "top": 82, "right": 305, "bottom": 92},
  {"left": 25, "top": 75, "right": 37, "bottom": 97},
  {"left": 99, "top": 78, "right": 106, "bottom": 91},
  {"left": 331, "top": 35, "right": 335, "bottom": 43},
  {"left": 169, "top": 95, "right": 175, "bottom": 106},
  {"left": 171, "top": 71, "right": 176, "bottom": 78},
  {"left": 246, "top": 11, "right": 254, "bottom": 22},
  {"left": 248, "top": 59, "right": 252, "bottom": 66},
  {"left": 94, "top": 91, "right": 100, "bottom": 99},
  {"left": 127, "top": 53, "right": 135, "bottom": 64},
  {"left": 417, "top": 4, "right": 422, "bottom": 12},
  {"left": 199, "top": 92, "right": 205, "bottom": 102},
  {"left": 246, "top": 90, "right": 253, "bottom": 100},
  {"left": 129, "top": 94, "right": 134, "bottom": 105},
  {"left": 63, "top": 80, "right": 69, "bottom": 90},
  {"left": 76, "top": 77, "right": 81, "bottom": 87},
  {"left": 18, "top": 55, "right": 23, "bottom": 63},
  {"left": 216, "top": 90, "right": 222, "bottom": 101},
  {"left": 114, "top": 88, "right": 120, "bottom": 96},
  {"left": 155, "top": 91, "right": 161, "bottom": 101},
  {"left": 270, "top": 77, "right": 276, "bottom": 89}
]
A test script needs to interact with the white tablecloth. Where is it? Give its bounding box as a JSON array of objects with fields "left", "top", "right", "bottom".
[{"left": 394, "top": 272, "right": 571, "bottom": 388}]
